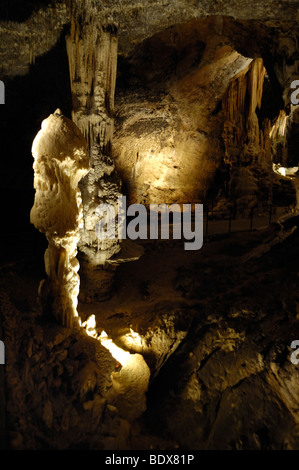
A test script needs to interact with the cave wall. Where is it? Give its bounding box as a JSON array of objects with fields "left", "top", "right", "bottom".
[
  {"left": 0, "top": 0, "right": 298, "bottom": 218},
  {"left": 113, "top": 18, "right": 252, "bottom": 204},
  {"left": 113, "top": 16, "right": 299, "bottom": 207}
]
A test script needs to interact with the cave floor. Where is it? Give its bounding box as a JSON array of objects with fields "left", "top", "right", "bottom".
[
  {"left": 1, "top": 220, "right": 299, "bottom": 450},
  {"left": 79, "top": 224, "right": 290, "bottom": 337}
]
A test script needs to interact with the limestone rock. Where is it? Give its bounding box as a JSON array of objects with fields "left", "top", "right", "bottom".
[{"left": 30, "top": 109, "right": 89, "bottom": 327}]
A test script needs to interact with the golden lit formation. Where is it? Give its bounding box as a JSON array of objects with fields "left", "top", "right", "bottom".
[{"left": 30, "top": 109, "right": 89, "bottom": 327}]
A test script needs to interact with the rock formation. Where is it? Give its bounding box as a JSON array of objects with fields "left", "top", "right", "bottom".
[
  {"left": 112, "top": 17, "right": 298, "bottom": 209},
  {"left": 65, "top": 2, "right": 123, "bottom": 301},
  {"left": 30, "top": 109, "right": 89, "bottom": 327}
]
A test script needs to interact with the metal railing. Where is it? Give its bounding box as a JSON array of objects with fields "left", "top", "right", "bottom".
[
  {"left": 133, "top": 203, "right": 293, "bottom": 247},
  {"left": 203, "top": 203, "right": 291, "bottom": 237}
]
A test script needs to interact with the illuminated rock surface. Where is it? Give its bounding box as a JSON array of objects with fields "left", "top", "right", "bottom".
[{"left": 30, "top": 109, "right": 89, "bottom": 327}]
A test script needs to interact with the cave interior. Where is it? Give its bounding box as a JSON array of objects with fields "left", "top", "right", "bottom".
[{"left": 0, "top": 0, "right": 299, "bottom": 451}]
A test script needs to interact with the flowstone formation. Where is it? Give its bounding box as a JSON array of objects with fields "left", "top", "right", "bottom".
[{"left": 30, "top": 109, "right": 89, "bottom": 328}]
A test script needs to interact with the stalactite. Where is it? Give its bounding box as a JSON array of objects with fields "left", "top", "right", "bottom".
[
  {"left": 248, "top": 58, "right": 265, "bottom": 114},
  {"left": 221, "top": 58, "right": 277, "bottom": 211},
  {"left": 65, "top": 3, "right": 124, "bottom": 300},
  {"left": 269, "top": 110, "right": 289, "bottom": 165},
  {"left": 270, "top": 110, "right": 287, "bottom": 140},
  {"left": 222, "top": 58, "right": 266, "bottom": 167}
]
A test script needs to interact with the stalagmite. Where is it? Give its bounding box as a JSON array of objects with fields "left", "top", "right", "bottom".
[{"left": 30, "top": 109, "right": 89, "bottom": 327}]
